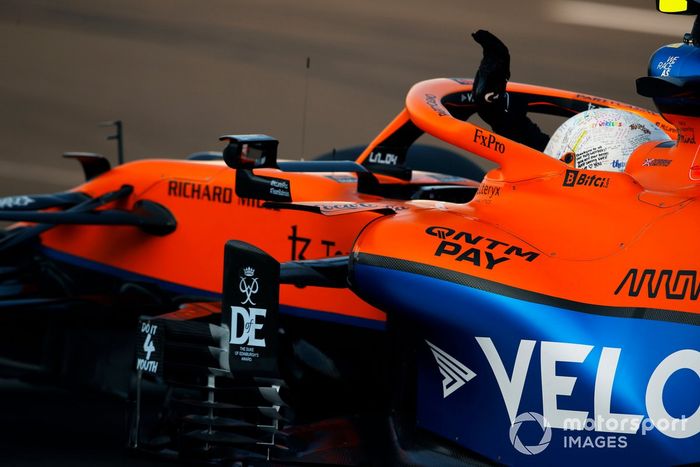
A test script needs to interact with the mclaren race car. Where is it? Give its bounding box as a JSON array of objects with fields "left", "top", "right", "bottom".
[
  {"left": 122, "top": 3, "right": 700, "bottom": 465},
  {"left": 3, "top": 1, "right": 700, "bottom": 465}
]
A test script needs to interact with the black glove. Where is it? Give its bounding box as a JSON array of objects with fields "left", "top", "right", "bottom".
[
  {"left": 470, "top": 30, "right": 550, "bottom": 152},
  {"left": 471, "top": 30, "right": 510, "bottom": 124}
]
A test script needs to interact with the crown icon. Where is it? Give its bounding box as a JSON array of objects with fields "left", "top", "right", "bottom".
[{"left": 243, "top": 267, "right": 255, "bottom": 277}]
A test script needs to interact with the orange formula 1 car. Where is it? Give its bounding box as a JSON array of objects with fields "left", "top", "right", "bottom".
[
  {"left": 122, "top": 3, "right": 700, "bottom": 467},
  {"left": 0, "top": 104, "right": 483, "bottom": 454},
  {"left": 0, "top": 136, "right": 486, "bottom": 353},
  {"left": 4, "top": 1, "right": 700, "bottom": 465}
]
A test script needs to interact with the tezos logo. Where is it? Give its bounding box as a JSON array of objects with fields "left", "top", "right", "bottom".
[{"left": 563, "top": 169, "right": 610, "bottom": 188}]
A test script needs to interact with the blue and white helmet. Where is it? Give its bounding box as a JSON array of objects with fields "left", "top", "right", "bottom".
[{"left": 543, "top": 108, "right": 671, "bottom": 172}]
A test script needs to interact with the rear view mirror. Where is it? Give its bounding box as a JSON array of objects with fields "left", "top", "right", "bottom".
[{"left": 219, "top": 134, "right": 279, "bottom": 169}]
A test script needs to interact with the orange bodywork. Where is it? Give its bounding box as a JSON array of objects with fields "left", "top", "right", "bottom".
[
  {"left": 353, "top": 79, "right": 700, "bottom": 314},
  {"left": 34, "top": 78, "right": 699, "bottom": 321},
  {"left": 38, "top": 161, "right": 381, "bottom": 321},
  {"left": 35, "top": 153, "right": 475, "bottom": 325}
]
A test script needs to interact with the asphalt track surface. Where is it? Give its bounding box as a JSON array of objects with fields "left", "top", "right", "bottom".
[{"left": 0, "top": 1, "right": 695, "bottom": 464}]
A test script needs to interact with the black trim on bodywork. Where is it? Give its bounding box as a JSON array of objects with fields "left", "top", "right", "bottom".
[
  {"left": 353, "top": 253, "right": 700, "bottom": 326},
  {"left": 0, "top": 199, "right": 176, "bottom": 236},
  {"left": 0, "top": 185, "right": 135, "bottom": 254},
  {"left": 362, "top": 119, "right": 424, "bottom": 172},
  {"left": 280, "top": 256, "right": 349, "bottom": 288}
]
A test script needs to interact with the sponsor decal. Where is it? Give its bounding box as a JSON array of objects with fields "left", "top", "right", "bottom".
[
  {"left": 478, "top": 337, "right": 700, "bottom": 438},
  {"left": 315, "top": 202, "right": 406, "bottom": 214},
  {"left": 356, "top": 260, "right": 700, "bottom": 462},
  {"left": 288, "top": 225, "right": 344, "bottom": 260},
  {"left": 426, "top": 340, "right": 476, "bottom": 398},
  {"left": 269, "top": 178, "right": 290, "bottom": 198},
  {"left": 474, "top": 128, "right": 505, "bottom": 153},
  {"left": 223, "top": 241, "right": 279, "bottom": 375},
  {"left": 325, "top": 175, "right": 357, "bottom": 183},
  {"left": 596, "top": 120, "right": 622, "bottom": 128},
  {"left": 289, "top": 225, "right": 311, "bottom": 260},
  {"left": 230, "top": 306, "right": 266, "bottom": 349},
  {"left": 476, "top": 183, "right": 501, "bottom": 199},
  {"left": 238, "top": 197, "right": 265, "bottom": 208},
  {"left": 450, "top": 78, "right": 473, "bottom": 85},
  {"left": 230, "top": 265, "right": 266, "bottom": 356},
  {"left": 428, "top": 174, "right": 467, "bottom": 183},
  {"left": 642, "top": 159, "right": 672, "bottom": 167},
  {"left": 135, "top": 321, "right": 162, "bottom": 375},
  {"left": 680, "top": 128, "right": 696, "bottom": 144},
  {"left": 0, "top": 195, "right": 34, "bottom": 209},
  {"left": 629, "top": 123, "right": 652, "bottom": 135},
  {"left": 168, "top": 180, "right": 233, "bottom": 203},
  {"left": 425, "top": 225, "right": 540, "bottom": 270},
  {"left": 425, "top": 93, "right": 448, "bottom": 117},
  {"left": 611, "top": 160, "right": 626, "bottom": 170},
  {"left": 657, "top": 56, "right": 679, "bottom": 77},
  {"left": 239, "top": 266, "right": 259, "bottom": 305},
  {"left": 368, "top": 151, "right": 398, "bottom": 165},
  {"left": 614, "top": 268, "right": 699, "bottom": 300},
  {"left": 563, "top": 169, "right": 610, "bottom": 188},
  {"left": 655, "top": 120, "right": 677, "bottom": 135},
  {"left": 575, "top": 94, "right": 647, "bottom": 113},
  {"left": 427, "top": 335, "right": 700, "bottom": 458}
]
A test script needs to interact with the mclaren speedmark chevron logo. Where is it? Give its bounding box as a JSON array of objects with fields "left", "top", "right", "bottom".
[{"left": 426, "top": 340, "right": 476, "bottom": 398}]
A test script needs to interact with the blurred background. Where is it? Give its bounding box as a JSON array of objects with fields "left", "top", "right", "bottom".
[
  {"left": 0, "top": 0, "right": 693, "bottom": 197},
  {"left": 0, "top": 0, "right": 694, "bottom": 463}
]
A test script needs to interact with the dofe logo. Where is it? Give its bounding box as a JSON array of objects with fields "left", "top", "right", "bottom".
[{"left": 229, "top": 306, "right": 266, "bottom": 347}]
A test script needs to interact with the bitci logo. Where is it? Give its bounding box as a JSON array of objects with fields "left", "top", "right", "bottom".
[
  {"left": 562, "top": 169, "right": 610, "bottom": 188},
  {"left": 563, "top": 169, "right": 579, "bottom": 187}
]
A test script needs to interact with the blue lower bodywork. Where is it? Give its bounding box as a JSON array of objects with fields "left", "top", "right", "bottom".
[{"left": 353, "top": 261, "right": 700, "bottom": 466}]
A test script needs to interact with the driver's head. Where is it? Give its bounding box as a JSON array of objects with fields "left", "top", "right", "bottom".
[{"left": 543, "top": 108, "right": 671, "bottom": 171}]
